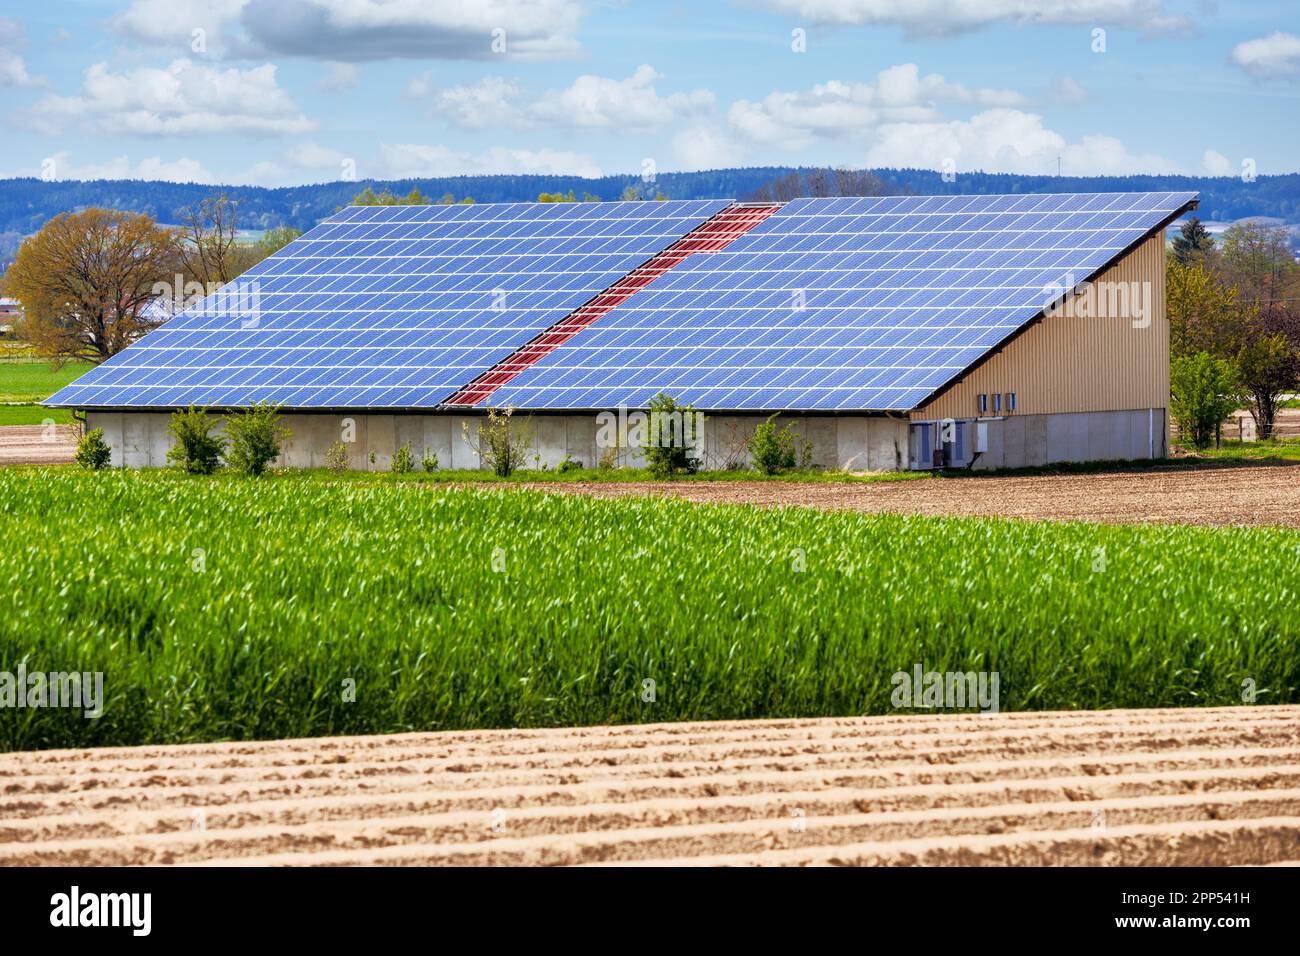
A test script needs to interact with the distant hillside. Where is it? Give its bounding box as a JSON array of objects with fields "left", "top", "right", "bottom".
[{"left": 1, "top": 167, "right": 1297, "bottom": 258}]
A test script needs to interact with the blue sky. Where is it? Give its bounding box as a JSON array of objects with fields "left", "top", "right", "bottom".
[{"left": 2, "top": 0, "right": 1298, "bottom": 186}]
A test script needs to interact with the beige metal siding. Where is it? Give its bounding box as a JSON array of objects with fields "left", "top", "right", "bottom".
[{"left": 913, "top": 232, "right": 1167, "bottom": 420}]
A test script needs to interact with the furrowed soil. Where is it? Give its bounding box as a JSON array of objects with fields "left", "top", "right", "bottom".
[
  {"left": 2, "top": 706, "right": 1297, "bottom": 866},
  {"left": 0, "top": 424, "right": 77, "bottom": 465},
  {"left": 525, "top": 462, "right": 1300, "bottom": 527}
]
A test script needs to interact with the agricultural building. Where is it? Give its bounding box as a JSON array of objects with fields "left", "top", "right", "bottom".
[{"left": 46, "top": 191, "right": 1196, "bottom": 471}]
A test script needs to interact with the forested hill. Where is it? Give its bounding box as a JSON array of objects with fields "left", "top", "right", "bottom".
[{"left": 1, "top": 168, "right": 1297, "bottom": 239}]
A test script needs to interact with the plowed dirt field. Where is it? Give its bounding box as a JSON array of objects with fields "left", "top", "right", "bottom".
[
  {"left": 525, "top": 462, "right": 1300, "bottom": 527},
  {"left": 3, "top": 706, "right": 1297, "bottom": 866}
]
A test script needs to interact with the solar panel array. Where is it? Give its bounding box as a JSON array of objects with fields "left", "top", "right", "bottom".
[
  {"left": 47, "top": 199, "right": 729, "bottom": 409},
  {"left": 487, "top": 192, "right": 1195, "bottom": 411}
]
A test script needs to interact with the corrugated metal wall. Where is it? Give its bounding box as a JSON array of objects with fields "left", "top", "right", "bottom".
[{"left": 914, "top": 231, "right": 1167, "bottom": 420}]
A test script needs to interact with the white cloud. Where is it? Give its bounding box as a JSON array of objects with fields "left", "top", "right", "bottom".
[
  {"left": 1048, "top": 76, "right": 1088, "bottom": 104},
  {"left": 698, "top": 65, "right": 1171, "bottom": 176},
  {"left": 727, "top": 64, "right": 1027, "bottom": 149},
  {"left": 373, "top": 142, "right": 602, "bottom": 178},
  {"left": 864, "top": 108, "right": 1176, "bottom": 175},
  {"left": 315, "top": 61, "right": 360, "bottom": 91},
  {"left": 1230, "top": 31, "right": 1300, "bottom": 79},
  {"left": 533, "top": 65, "right": 714, "bottom": 128},
  {"left": 248, "top": 0, "right": 581, "bottom": 60},
  {"left": 25, "top": 151, "right": 215, "bottom": 183},
  {"left": 110, "top": 0, "right": 250, "bottom": 57},
  {"left": 111, "top": 0, "right": 585, "bottom": 60},
  {"left": 28, "top": 59, "right": 316, "bottom": 137},
  {"left": 742, "top": 0, "right": 1190, "bottom": 36},
  {"left": 434, "top": 76, "right": 525, "bottom": 129},
  {"left": 431, "top": 65, "right": 713, "bottom": 131},
  {"left": 672, "top": 125, "right": 746, "bottom": 171},
  {"left": 1203, "top": 149, "right": 1234, "bottom": 176},
  {"left": 405, "top": 70, "right": 436, "bottom": 98},
  {"left": 0, "top": 19, "right": 42, "bottom": 88}
]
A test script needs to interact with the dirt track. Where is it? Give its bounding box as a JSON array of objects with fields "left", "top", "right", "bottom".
[
  {"left": 0, "top": 424, "right": 77, "bottom": 465},
  {"left": 526, "top": 462, "right": 1300, "bottom": 528},
  {"left": 2, "top": 706, "right": 1297, "bottom": 866}
]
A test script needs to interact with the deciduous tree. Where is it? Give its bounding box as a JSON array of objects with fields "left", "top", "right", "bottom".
[{"left": 3, "top": 208, "right": 177, "bottom": 362}]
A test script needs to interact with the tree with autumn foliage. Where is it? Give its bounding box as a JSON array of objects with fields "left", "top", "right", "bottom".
[{"left": 2, "top": 208, "right": 178, "bottom": 363}]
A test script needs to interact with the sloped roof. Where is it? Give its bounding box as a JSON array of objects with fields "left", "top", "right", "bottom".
[{"left": 47, "top": 191, "right": 1196, "bottom": 412}]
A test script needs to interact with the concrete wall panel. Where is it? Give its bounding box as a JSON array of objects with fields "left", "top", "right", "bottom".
[
  {"left": 91, "top": 409, "right": 1163, "bottom": 475},
  {"left": 836, "top": 417, "right": 870, "bottom": 470}
]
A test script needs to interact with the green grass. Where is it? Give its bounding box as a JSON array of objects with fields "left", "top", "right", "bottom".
[
  {"left": 0, "top": 406, "right": 75, "bottom": 426},
  {"left": 1, "top": 469, "right": 1295, "bottom": 751},
  {"left": 0, "top": 360, "right": 92, "bottom": 404},
  {"left": 295, "top": 465, "right": 932, "bottom": 485},
  {"left": 1175, "top": 438, "right": 1300, "bottom": 463}
]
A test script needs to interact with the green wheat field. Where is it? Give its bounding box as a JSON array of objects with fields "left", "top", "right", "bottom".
[{"left": 1, "top": 468, "right": 1296, "bottom": 750}]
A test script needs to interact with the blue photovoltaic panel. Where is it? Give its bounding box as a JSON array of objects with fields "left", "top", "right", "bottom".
[
  {"left": 46, "top": 199, "right": 730, "bottom": 409},
  {"left": 487, "top": 191, "right": 1196, "bottom": 411}
]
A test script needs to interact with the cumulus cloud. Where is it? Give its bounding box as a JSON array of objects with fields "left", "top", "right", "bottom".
[
  {"left": 741, "top": 0, "right": 1190, "bottom": 36},
  {"left": 110, "top": 0, "right": 584, "bottom": 60},
  {"left": 242, "top": 0, "right": 581, "bottom": 61},
  {"left": 864, "top": 108, "right": 1176, "bottom": 175},
  {"left": 1202, "top": 149, "right": 1235, "bottom": 176},
  {"left": 405, "top": 70, "right": 437, "bottom": 99},
  {"left": 23, "top": 151, "right": 215, "bottom": 183},
  {"left": 27, "top": 59, "right": 316, "bottom": 137},
  {"left": 534, "top": 65, "right": 713, "bottom": 128},
  {"left": 727, "top": 64, "right": 1026, "bottom": 149},
  {"left": 373, "top": 142, "right": 602, "bottom": 178},
  {"left": 1048, "top": 76, "right": 1089, "bottom": 104},
  {"left": 315, "top": 61, "right": 360, "bottom": 91},
  {"left": 672, "top": 124, "right": 747, "bottom": 171},
  {"left": 110, "top": 0, "right": 251, "bottom": 57},
  {"left": 430, "top": 65, "right": 713, "bottom": 131},
  {"left": 433, "top": 76, "right": 525, "bottom": 129},
  {"left": 0, "top": 19, "right": 42, "bottom": 88},
  {"left": 1230, "top": 31, "right": 1300, "bottom": 79}
]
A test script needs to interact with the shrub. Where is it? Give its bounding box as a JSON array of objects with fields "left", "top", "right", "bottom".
[
  {"left": 1170, "top": 352, "right": 1240, "bottom": 450},
  {"left": 421, "top": 448, "right": 439, "bottom": 472},
  {"left": 464, "top": 405, "right": 532, "bottom": 477},
  {"left": 1237, "top": 332, "right": 1299, "bottom": 440},
  {"left": 166, "top": 405, "right": 226, "bottom": 475},
  {"left": 392, "top": 443, "right": 414, "bottom": 474},
  {"left": 747, "top": 414, "right": 798, "bottom": 475},
  {"left": 324, "top": 441, "right": 349, "bottom": 473},
  {"left": 224, "top": 402, "right": 289, "bottom": 476},
  {"left": 558, "top": 456, "right": 583, "bottom": 473},
  {"left": 74, "top": 427, "right": 112, "bottom": 470},
  {"left": 643, "top": 393, "right": 702, "bottom": 478}
]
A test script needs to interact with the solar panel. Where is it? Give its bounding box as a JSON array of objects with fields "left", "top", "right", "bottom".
[
  {"left": 486, "top": 192, "right": 1196, "bottom": 411},
  {"left": 46, "top": 199, "right": 730, "bottom": 409}
]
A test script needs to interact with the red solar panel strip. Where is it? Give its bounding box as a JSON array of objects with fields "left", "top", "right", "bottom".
[{"left": 443, "top": 203, "right": 780, "bottom": 407}]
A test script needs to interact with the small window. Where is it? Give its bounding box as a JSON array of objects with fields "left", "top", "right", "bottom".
[
  {"left": 1007, "top": 392, "right": 1017, "bottom": 412},
  {"left": 993, "top": 393, "right": 1002, "bottom": 413},
  {"left": 977, "top": 393, "right": 988, "bottom": 414}
]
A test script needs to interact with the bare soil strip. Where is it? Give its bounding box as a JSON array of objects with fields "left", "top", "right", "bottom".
[
  {"left": 0, "top": 424, "right": 77, "bottom": 465},
  {"left": 2, "top": 706, "right": 1297, "bottom": 866},
  {"left": 523, "top": 462, "right": 1300, "bottom": 527}
]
